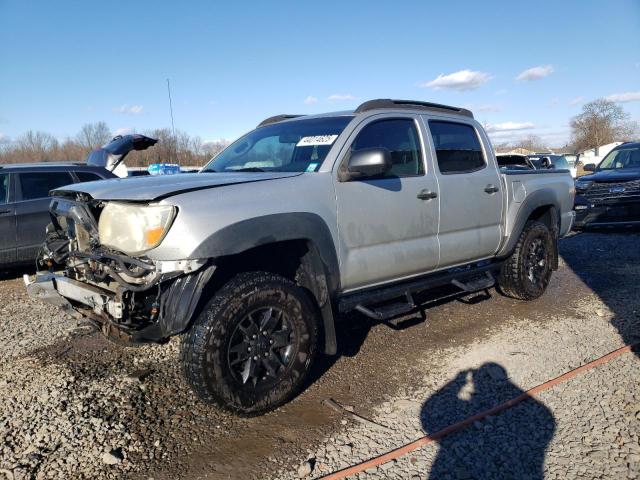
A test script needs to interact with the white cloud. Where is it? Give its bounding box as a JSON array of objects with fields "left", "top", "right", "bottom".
[
  {"left": 605, "top": 91, "right": 640, "bottom": 103},
  {"left": 420, "top": 69, "right": 492, "bottom": 91},
  {"left": 113, "top": 104, "right": 144, "bottom": 114},
  {"left": 0, "top": 132, "right": 9, "bottom": 144},
  {"left": 569, "top": 96, "right": 585, "bottom": 106},
  {"left": 327, "top": 94, "right": 356, "bottom": 101},
  {"left": 485, "top": 121, "right": 536, "bottom": 133},
  {"left": 304, "top": 95, "right": 318, "bottom": 105},
  {"left": 516, "top": 65, "right": 554, "bottom": 82}
]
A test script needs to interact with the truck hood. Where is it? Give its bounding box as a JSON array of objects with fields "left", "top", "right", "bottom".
[
  {"left": 580, "top": 167, "right": 640, "bottom": 183},
  {"left": 52, "top": 172, "right": 303, "bottom": 201}
]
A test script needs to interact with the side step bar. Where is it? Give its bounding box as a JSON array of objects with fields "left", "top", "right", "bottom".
[
  {"left": 339, "top": 261, "right": 502, "bottom": 322},
  {"left": 451, "top": 271, "right": 495, "bottom": 293},
  {"left": 355, "top": 292, "right": 416, "bottom": 321}
]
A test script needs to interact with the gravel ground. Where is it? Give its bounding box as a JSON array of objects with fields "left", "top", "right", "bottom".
[
  {"left": 0, "top": 230, "right": 638, "bottom": 479},
  {"left": 270, "top": 230, "right": 640, "bottom": 480}
]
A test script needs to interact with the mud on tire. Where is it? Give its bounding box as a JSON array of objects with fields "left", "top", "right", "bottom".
[
  {"left": 498, "top": 221, "right": 555, "bottom": 301},
  {"left": 180, "top": 271, "right": 319, "bottom": 415}
]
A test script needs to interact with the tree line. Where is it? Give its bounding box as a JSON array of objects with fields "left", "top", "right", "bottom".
[
  {"left": 1, "top": 98, "right": 637, "bottom": 165},
  {"left": 0, "top": 122, "right": 230, "bottom": 167}
]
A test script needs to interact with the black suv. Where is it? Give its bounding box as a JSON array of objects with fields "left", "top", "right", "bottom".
[
  {"left": 574, "top": 141, "right": 640, "bottom": 228},
  {"left": 0, "top": 163, "right": 115, "bottom": 269}
]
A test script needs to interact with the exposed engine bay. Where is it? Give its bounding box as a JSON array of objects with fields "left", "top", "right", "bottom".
[{"left": 26, "top": 192, "right": 214, "bottom": 344}]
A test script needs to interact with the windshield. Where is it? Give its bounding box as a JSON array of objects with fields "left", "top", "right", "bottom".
[
  {"left": 598, "top": 147, "right": 640, "bottom": 170},
  {"left": 202, "top": 116, "right": 353, "bottom": 173}
]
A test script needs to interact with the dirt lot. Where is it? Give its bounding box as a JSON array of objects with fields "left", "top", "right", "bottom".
[{"left": 0, "top": 229, "right": 639, "bottom": 480}]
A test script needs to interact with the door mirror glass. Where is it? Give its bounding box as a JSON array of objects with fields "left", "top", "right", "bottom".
[
  {"left": 583, "top": 163, "right": 596, "bottom": 172},
  {"left": 346, "top": 148, "right": 392, "bottom": 180}
]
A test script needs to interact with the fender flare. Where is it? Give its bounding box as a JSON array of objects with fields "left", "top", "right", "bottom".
[
  {"left": 191, "top": 213, "right": 340, "bottom": 354},
  {"left": 497, "top": 188, "right": 561, "bottom": 267}
]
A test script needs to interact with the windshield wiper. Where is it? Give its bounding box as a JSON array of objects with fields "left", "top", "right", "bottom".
[{"left": 201, "top": 168, "right": 217, "bottom": 173}]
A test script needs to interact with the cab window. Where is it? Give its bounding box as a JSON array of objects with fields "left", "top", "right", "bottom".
[
  {"left": 349, "top": 119, "right": 424, "bottom": 177},
  {"left": 429, "top": 121, "right": 486, "bottom": 174}
]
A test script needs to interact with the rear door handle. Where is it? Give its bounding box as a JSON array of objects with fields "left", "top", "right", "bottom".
[
  {"left": 417, "top": 189, "right": 438, "bottom": 200},
  {"left": 0, "top": 209, "right": 12, "bottom": 215},
  {"left": 484, "top": 185, "right": 499, "bottom": 194}
]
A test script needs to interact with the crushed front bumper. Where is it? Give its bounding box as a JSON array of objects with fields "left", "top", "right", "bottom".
[{"left": 25, "top": 263, "right": 216, "bottom": 344}]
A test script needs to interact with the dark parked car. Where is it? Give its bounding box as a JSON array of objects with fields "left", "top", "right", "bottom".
[
  {"left": 0, "top": 163, "right": 116, "bottom": 269},
  {"left": 574, "top": 141, "right": 640, "bottom": 228},
  {"left": 0, "top": 134, "right": 159, "bottom": 270}
]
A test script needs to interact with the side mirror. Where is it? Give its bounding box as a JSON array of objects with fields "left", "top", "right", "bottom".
[
  {"left": 583, "top": 163, "right": 596, "bottom": 172},
  {"left": 346, "top": 148, "right": 392, "bottom": 180}
]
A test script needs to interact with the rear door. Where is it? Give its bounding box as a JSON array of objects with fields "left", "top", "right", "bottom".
[
  {"left": 424, "top": 118, "right": 503, "bottom": 267},
  {"left": 15, "top": 170, "right": 74, "bottom": 262},
  {"left": 0, "top": 172, "right": 17, "bottom": 266}
]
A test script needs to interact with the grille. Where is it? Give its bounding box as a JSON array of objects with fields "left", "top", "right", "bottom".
[{"left": 586, "top": 179, "right": 640, "bottom": 203}]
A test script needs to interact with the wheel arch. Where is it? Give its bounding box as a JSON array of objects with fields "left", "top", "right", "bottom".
[
  {"left": 189, "top": 213, "right": 340, "bottom": 355},
  {"left": 498, "top": 189, "right": 561, "bottom": 269}
]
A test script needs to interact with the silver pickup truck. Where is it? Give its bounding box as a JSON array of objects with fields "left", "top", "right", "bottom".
[{"left": 26, "top": 99, "right": 575, "bottom": 414}]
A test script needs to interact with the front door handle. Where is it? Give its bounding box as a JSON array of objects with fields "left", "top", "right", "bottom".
[
  {"left": 484, "top": 185, "right": 499, "bottom": 194},
  {"left": 417, "top": 189, "right": 438, "bottom": 200},
  {"left": 0, "top": 209, "right": 11, "bottom": 215}
]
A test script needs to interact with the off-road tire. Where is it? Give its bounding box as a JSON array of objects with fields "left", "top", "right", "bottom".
[
  {"left": 498, "top": 221, "right": 554, "bottom": 300},
  {"left": 181, "top": 271, "right": 319, "bottom": 415}
]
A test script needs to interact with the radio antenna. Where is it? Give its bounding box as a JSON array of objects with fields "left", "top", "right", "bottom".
[{"left": 166, "top": 78, "right": 178, "bottom": 164}]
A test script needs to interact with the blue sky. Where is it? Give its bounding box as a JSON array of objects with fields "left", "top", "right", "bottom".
[{"left": 1, "top": 0, "right": 639, "bottom": 147}]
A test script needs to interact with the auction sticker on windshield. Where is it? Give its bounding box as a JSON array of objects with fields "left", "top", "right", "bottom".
[{"left": 296, "top": 135, "right": 338, "bottom": 147}]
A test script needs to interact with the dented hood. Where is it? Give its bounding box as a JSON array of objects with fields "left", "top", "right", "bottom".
[{"left": 52, "top": 171, "right": 303, "bottom": 201}]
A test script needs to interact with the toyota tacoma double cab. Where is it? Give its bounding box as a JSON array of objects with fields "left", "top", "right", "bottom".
[{"left": 26, "top": 99, "right": 575, "bottom": 415}]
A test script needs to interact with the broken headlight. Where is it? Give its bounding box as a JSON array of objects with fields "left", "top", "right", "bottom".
[{"left": 98, "top": 202, "right": 176, "bottom": 255}]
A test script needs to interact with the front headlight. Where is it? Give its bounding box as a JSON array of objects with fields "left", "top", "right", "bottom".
[
  {"left": 574, "top": 179, "right": 593, "bottom": 192},
  {"left": 98, "top": 202, "right": 176, "bottom": 255}
]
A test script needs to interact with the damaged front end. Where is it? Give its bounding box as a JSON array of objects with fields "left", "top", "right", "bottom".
[{"left": 25, "top": 193, "right": 214, "bottom": 344}]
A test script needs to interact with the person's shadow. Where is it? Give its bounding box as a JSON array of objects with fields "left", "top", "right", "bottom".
[{"left": 421, "top": 363, "right": 556, "bottom": 480}]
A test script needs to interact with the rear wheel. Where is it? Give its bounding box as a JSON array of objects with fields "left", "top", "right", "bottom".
[
  {"left": 498, "top": 221, "right": 554, "bottom": 300},
  {"left": 181, "top": 271, "right": 319, "bottom": 415}
]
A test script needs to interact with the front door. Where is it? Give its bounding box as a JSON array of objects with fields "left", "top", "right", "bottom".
[
  {"left": 0, "top": 173, "right": 17, "bottom": 266},
  {"left": 335, "top": 116, "right": 440, "bottom": 291},
  {"left": 423, "top": 118, "right": 503, "bottom": 267}
]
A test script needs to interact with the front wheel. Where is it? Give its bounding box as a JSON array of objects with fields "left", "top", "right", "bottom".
[
  {"left": 498, "top": 221, "right": 555, "bottom": 300},
  {"left": 181, "top": 271, "right": 319, "bottom": 415}
]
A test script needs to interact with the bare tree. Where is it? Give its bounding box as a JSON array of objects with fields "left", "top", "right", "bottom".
[
  {"left": 76, "top": 122, "right": 112, "bottom": 151},
  {"left": 570, "top": 99, "right": 638, "bottom": 154},
  {"left": 512, "top": 134, "right": 546, "bottom": 153},
  {"left": 0, "top": 123, "right": 229, "bottom": 166}
]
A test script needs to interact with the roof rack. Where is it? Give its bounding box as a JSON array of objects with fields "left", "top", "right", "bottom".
[
  {"left": 354, "top": 99, "right": 473, "bottom": 118},
  {"left": 257, "top": 114, "right": 305, "bottom": 128}
]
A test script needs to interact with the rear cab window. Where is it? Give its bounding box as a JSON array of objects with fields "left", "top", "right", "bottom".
[
  {"left": 18, "top": 171, "right": 74, "bottom": 201},
  {"left": 428, "top": 121, "right": 486, "bottom": 174}
]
